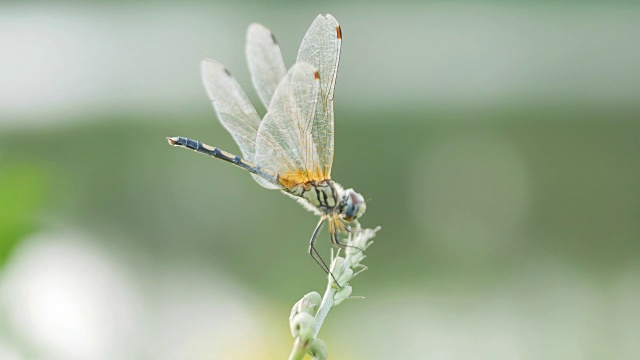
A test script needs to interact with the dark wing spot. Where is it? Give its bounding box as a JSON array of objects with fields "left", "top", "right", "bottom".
[
  {"left": 270, "top": 32, "right": 279, "bottom": 45},
  {"left": 314, "top": 70, "right": 320, "bottom": 80},
  {"left": 336, "top": 25, "right": 342, "bottom": 40},
  {"left": 223, "top": 68, "right": 231, "bottom": 76}
]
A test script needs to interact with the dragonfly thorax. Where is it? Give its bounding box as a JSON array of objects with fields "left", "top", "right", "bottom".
[
  {"left": 285, "top": 180, "right": 366, "bottom": 222},
  {"left": 286, "top": 179, "right": 340, "bottom": 215}
]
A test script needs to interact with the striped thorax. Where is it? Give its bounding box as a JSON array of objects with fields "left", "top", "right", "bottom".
[
  {"left": 285, "top": 180, "right": 366, "bottom": 223},
  {"left": 285, "top": 180, "right": 339, "bottom": 215}
]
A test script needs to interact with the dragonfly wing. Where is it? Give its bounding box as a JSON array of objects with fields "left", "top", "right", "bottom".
[
  {"left": 201, "top": 59, "right": 261, "bottom": 163},
  {"left": 202, "top": 59, "right": 283, "bottom": 189},
  {"left": 246, "top": 23, "right": 287, "bottom": 110},
  {"left": 255, "top": 62, "right": 322, "bottom": 188},
  {"left": 296, "top": 14, "right": 341, "bottom": 179}
]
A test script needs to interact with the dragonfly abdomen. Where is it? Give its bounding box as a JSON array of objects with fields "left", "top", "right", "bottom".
[{"left": 167, "top": 136, "right": 279, "bottom": 186}]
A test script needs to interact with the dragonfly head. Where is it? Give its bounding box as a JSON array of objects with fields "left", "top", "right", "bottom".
[{"left": 339, "top": 189, "right": 366, "bottom": 222}]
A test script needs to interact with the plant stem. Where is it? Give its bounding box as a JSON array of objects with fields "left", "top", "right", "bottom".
[
  {"left": 288, "top": 226, "right": 380, "bottom": 360},
  {"left": 313, "top": 284, "right": 336, "bottom": 338}
]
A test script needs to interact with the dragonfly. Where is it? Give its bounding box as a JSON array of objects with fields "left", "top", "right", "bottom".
[{"left": 167, "top": 14, "right": 366, "bottom": 281}]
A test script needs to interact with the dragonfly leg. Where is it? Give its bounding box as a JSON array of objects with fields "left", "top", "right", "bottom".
[
  {"left": 344, "top": 220, "right": 363, "bottom": 234},
  {"left": 309, "top": 218, "right": 341, "bottom": 287},
  {"left": 329, "top": 219, "right": 365, "bottom": 253},
  {"left": 330, "top": 226, "right": 365, "bottom": 253}
]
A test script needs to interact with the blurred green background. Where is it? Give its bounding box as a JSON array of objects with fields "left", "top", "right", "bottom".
[{"left": 1, "top": 1, "right": 639, "bottom": 359}]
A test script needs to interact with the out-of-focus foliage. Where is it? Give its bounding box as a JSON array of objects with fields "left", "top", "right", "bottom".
[{"left": 0, "top": 163, "right": 47, "bottom": 268}]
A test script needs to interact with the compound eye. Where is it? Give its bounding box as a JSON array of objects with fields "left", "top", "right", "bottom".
[{"left": 343, "top": 191, "right": 365, "bottom": 222}]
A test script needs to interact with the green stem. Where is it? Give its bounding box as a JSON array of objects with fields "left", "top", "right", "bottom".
[
  {"left": 288, "top": 226, "right": 380, "bottom": 360},
  {"left": 313, "top": 283, "right": 336, "bottom": 338},
  {"left": 288, "top": 337, "right": 308, "bottom": 360}
]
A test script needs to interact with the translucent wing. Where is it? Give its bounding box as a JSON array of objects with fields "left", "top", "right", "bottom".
[
  {"left": 255, "top": 62, "right": 321, "bottom": 189},
  {"left": 246, "top": 23, "right": 287, "bottom": 109},
  {"left": 201, "top": 59, "right": 261, "bottom": 163},
  {"left": 296, "top": 14, "right": 342, "bottom": 179}
]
